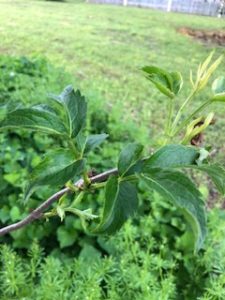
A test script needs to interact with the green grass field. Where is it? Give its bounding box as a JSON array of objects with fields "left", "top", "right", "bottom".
[{"left": 0, "top": 0, "right": 225, "bottom": 147}]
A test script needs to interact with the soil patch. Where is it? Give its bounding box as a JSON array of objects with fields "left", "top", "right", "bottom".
[{"left": 178, "top": 27, "right": 225, "bottom": 46}]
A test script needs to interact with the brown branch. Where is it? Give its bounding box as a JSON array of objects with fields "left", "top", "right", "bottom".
[{"left": 0, "top": 168, "right": 118, "bottom": 237}]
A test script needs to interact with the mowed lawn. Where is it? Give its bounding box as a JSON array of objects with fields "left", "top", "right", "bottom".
[{"left": 0, "top": 0, "right": 225, "bottom": 147}]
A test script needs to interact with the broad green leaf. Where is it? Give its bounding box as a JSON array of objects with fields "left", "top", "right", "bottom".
[
  {"left": 212, "top": 76, "right": 225, "bottom": 94},
  {"left": 149, "top": 145, "right": 225, "bottom": 195},
  {"left": 118, "top": 143, "right": 143, "bottom": 176},
  {"left": 142, "top": 66, "right": 183, "bottom": 98},
  {"left": 83, "top": 133, "right": 108, "bottom": 154},
  {"left": 79, "top": 244, "right": 101, "bottom": 263},
  {"left": 25, "top": 149, "right": 84, "bottom": 201},
  {"left": 51, "top": 85, "right": 87, "bottom": 138},
  {"left": 140, "top": 170, "right": 206, "bottom": 251},
  {"left": 3, "top": 173, "right": 20, "bottom": 185},
  {"left": 10, "top": 206, "right": 21, "bottom": 222},
  {"left": 93, "top": 176, "right": 138, "bottom": 234},
  {"left": 0, "top": 108, "right": 67, "bottom": 135},
  {"left": 143, "top": 144, "right": 198, "bottom": 172},
  {"left": 57, "top": 226, "right": 78, "bottom": 248},
  {"left": 192, "top": 164, "right": 225, "bottom": 195}
]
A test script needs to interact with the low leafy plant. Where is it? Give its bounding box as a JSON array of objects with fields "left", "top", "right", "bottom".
[
  {"left": 0, "top": 52, "right": 225, "bottom": 252},
  {"left": 1, "top": 206, "right": 225, "bottom": 300},
  {"left": 0, "top": 55, "right": 80, "bottom": 249}
]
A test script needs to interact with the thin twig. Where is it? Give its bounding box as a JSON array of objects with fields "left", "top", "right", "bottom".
[{"left": 0, "top": 168, "right": 118, "bottom": 237}]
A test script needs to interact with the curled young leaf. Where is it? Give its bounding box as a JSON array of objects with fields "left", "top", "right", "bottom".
[
  {"left": 142, "top": 66, "right": 183, "bottom": 98},
  {"left": 196, "top": 54, "right": 223, "bottom": 92},
  {"left": 182, "top": 113, "right": 214, "bottom": 145}
]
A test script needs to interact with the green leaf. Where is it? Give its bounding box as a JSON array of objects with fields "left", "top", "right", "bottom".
[
  {"left": 25, "top": 149, "right": 84, "bottom": 201},
  {"left": 192, "top": 164, "right": 225, "bottom": 195},
  {"left": 0, "top": 108, "right": 67, "bottom": 135},
  {"left": 51, "top": 85, "right": 87, "bottom": 138},
  {"left": 143, "top": 144, "right": 198, "bottom": 172},
  {"left": 212, "top": 76, "right": 225, "bottom": 94},
  {"left": 140, "top": 170, "right": 206, "bottom": 251},
  {"left": 10, "top": 206, "right": 21, "bottom": 222},
  {"left": 57, "top": 226, "right": 77, "bottom": 248},
  {"left": 93, "top": 176, "right": 138, "bottom": 234},
  {"left": 0, "top": 206, "right": 10, "bottom": 223},
  {"left": 0, "top": 104, "right": 7, "bottom": 122},
  {"left": 79, "top": 244, "right": 101, "bottom": 263},
  {"left": 142, "top": 66, "right": 183, "bottom": 98},
  {"left": 3, "top": 173, "right": 21, "bottom": 185},
  {"left": 118, "top": 143, "right": 144, "bottom": 176},
  {"left": 83, "top": 133, "right": 108, "bottom": 154}
]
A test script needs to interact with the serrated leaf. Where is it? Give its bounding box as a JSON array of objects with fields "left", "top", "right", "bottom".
[
  {"left": 143, "top": 144, "right": 198, "bottom": 172},
  {"left": 93, "top": 176, "right": 138, "bottom": 234},
  {"left": 25, "top": 149, "right": 84, "bottom": 201},
  {"left": 0, "top": 108, "right": 67, "bottom": 135},
  {"left": 192, "top": 164, "right": 225, "bottom": 195},
  {"left": 83, "top": 133, "right": 108, "bottom": 154},
  {"left": 140, "top": 170, "right": 206, "bottom": 251},
  {"left": 142, "top": 66, "right": 183, "bottom": 98},
  {"left": 50, "top": 85, "right": 87, "bottom": 138},
  {"left": 118, "top": 143, "right": 143, "bottom": 176}
]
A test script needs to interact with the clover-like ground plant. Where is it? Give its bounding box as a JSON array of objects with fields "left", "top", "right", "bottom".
[{"left": 0, "top": 52, "right": 225, "bottom": 252}]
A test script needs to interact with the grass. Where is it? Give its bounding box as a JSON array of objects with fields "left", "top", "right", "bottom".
[{"left": 0, "top": 0, "right": 225, "bottom": 148}]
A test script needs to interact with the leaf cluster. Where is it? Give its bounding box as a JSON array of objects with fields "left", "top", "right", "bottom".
[{"left": 1, "top": 53, "right": 225, "bottom": 253}]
